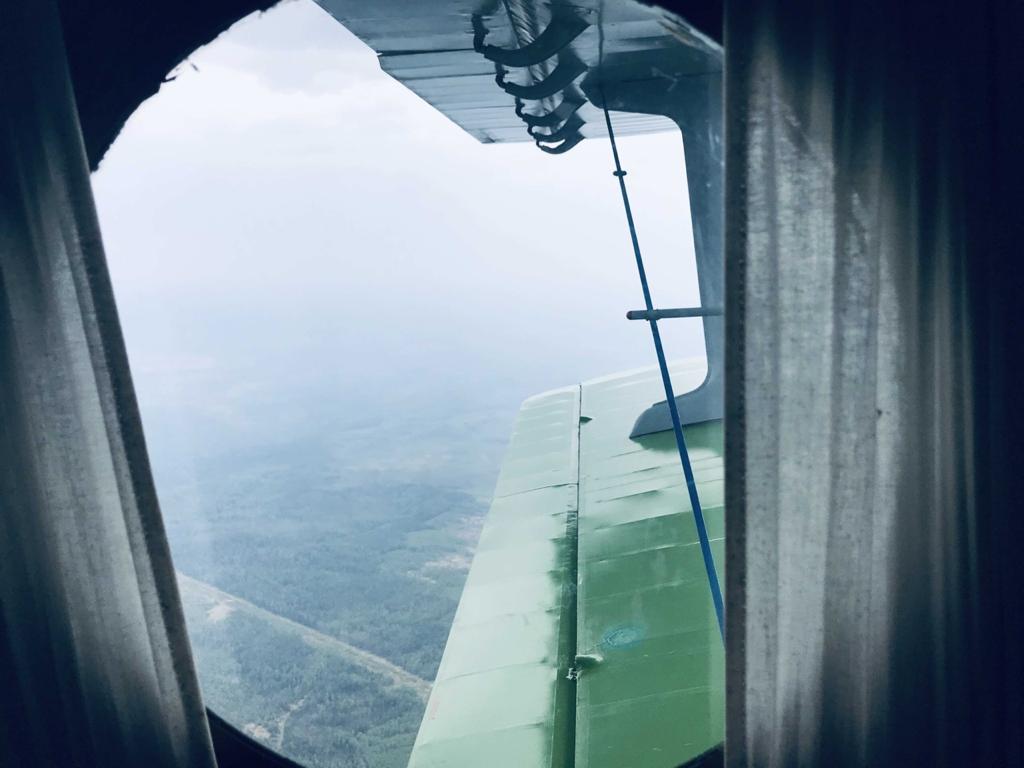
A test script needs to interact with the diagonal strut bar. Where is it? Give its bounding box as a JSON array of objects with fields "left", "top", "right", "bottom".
[{"left": 600, "top": 97, "right": 725, "bottom": 641}]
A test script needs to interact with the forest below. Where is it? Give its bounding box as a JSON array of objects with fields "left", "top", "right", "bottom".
[{"left": 153, "top": 387, "right": 517, "bottom": 768}]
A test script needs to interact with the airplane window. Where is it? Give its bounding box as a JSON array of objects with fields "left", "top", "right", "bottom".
[{"left": 92, "top": 1, "right": 720, "bottom": 766}]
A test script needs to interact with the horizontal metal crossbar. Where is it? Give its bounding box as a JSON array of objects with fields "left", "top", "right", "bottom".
[{"left": 626, "top": 306, "right": 724, "bottom": 321}]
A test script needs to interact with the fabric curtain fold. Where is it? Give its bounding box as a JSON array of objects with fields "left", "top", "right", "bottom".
[
  {"left": 0, "top": 2, "right": 217, "bottom": 766},
  {"left": 724, "top": 1, "right": 1024, "bottom": 765}
]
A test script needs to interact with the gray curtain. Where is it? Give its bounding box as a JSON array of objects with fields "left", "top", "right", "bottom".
[
  {"left": 0, "top": 2, "right": 217, "bottom": 766},
  {"left": 724, "top": 0, "right": 1023, "bottom": 765}
]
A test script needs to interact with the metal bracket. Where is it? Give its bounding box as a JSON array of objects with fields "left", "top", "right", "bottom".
[
  {"left": 530, "top": 113, "right": 585, "bottom": 143},
  {"left": 515, "top": 93, "right": 584, "bottom": 128},
  {"left": 626, "top": 306, "right": 723, "bottom": 321},
  {"left": 496, "top": 57, "right": 588, "bottom": 100},
  {"left": 536, "top": 131, "right": 585, "bottom": 154},
  {"left": 472, "top": 10, "right": 590, "bottom": 68}
]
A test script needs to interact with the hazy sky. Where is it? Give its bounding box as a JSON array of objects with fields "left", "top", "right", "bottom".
[{"left": 91, "top": 0, "right": 706, "bottom": 473}]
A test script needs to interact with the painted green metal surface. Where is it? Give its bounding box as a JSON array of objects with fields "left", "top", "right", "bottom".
[
  {"left": 575, "top": 365, "right": 724, "bottom": 768},
  {"left": 408, "top": 362, "right": 723, "bottom": 767},
  {"left": 408, "top": 386, "right": 580, "bottom": 767}
]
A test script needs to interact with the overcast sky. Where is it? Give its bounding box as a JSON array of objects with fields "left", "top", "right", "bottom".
[{"left": 91, "top": 0, "right": 705, "bottom": 471}]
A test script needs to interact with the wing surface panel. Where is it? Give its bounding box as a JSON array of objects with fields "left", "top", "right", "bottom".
[
  {"left": 408, "top": 363, "right": 724, "bottom": 767},
  {"left": 313, "top": 0, "right": 720, "bottom": 145},
  {"left": 575, "top": 364, "right": 723, "bottom": 767},
  {"left": 409, "top": 388, "right": 580, "bottom": 768}
]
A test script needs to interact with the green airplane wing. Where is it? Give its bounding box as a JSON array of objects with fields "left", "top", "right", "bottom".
[{"left": 409, "top": 362, "right": 724, "bottom": 767}]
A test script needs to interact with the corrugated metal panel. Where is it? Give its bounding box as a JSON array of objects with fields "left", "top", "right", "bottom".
[
  {"left": 408, "top": 363, "right": 724, "bottom": 767},
  {"left": 575, "top": 365, "right": 723, "bottom": 767},
  {"left": 408, "top": 387, "right": 579, "bottom": 767},
  {"left": 313, "top": 0, "right": 721, "bottom": 144}
]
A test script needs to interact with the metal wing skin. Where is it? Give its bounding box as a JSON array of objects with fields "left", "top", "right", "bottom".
[
  {"left": 409, "top": 363, "right": 724, "bottom": 767},
  {"left": 312, "top": 0, "right": 721, "bottom": 146}
]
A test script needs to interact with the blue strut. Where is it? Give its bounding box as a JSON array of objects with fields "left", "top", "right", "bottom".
[{"left": 601, "top": 101, "right": 725, "bottom": 641}]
